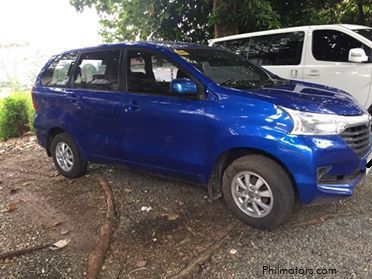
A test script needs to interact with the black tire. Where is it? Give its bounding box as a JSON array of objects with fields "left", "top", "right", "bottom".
[
  {"left": 51, "top": 132, "right": 87, "bottom": 178},
  {"left": 222, "top": 155, "right": 295, "bottom": 229}
]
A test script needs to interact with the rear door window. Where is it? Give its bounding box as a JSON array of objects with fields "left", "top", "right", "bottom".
[
  {"left": 74, "top": 49, "right": 121, "bottom": 91},
  {"left": 40, "top": 53, "right": 77, "bottom": 87}
]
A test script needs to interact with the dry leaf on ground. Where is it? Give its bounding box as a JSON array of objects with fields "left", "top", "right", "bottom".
[
  {"left": 136, "top": 259, "right": 147, "bottom": 268},
  {"left": 50, "top": 239, "right": 71, "bottom": 250},
  {"left": 1, "top": 203, "right": 17, "bottom": 213},
  {"left": 161, "top": 213, "right": 180, "bottom": 221}
]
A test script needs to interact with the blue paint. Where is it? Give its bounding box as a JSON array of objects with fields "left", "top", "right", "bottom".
[{"left": 33, "top": 41, "right": 371, "bottom": 205}]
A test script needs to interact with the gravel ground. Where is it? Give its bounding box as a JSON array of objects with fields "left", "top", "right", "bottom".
[{"left": 0, "top": 135, "right": 371, "bottom": 278}]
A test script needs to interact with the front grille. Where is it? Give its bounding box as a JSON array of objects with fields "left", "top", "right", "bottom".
[{"left": 341, "top": 124, "right": 371, "bottom": 156}]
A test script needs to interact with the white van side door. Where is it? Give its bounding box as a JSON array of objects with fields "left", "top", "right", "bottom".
[
  {"left": 254, "top": 30, "right": 308, "bottom": 81},
  {"left": 210, "top": 28, "right": 308, "bottom": 81},
  {"left": 303, "top": 26, "right": 372, "bottom": 108}
]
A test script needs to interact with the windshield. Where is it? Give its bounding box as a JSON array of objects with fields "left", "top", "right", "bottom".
[
  {"left": 354, "top": 28, "right": 372, "bottom": 41},
  {"left": 174, "top": 48, "right": 285, "bottom": 89}
]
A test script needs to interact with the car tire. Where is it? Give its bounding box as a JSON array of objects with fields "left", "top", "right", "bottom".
[
  {"left": 51, "top": 132, "right": 87, "bottom": 178},
  {"left": 222, "top": 155, "right": 295, "bottom": 229}
]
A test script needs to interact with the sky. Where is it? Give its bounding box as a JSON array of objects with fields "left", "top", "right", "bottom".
[
  {"left": 0, "top": 0, "right": 102, "bottom": 51},
  {"left": 0, "top": 0, "right": 103, "bottom": 92}
]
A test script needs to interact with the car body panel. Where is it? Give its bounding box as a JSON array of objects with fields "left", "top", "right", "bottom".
[{"left": 33, "top": 41, "right": 371, "bottom": 206}]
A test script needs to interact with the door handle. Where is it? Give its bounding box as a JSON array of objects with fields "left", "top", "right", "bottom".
[
  {"left": 123, "top": 102, "right": 141, "bottom": 112},
  {"left": 290, "top": 69, "right": 298, "bottom": 78},
  {"left": 66, "top": 94, "right": 79, "bottom": 103}
]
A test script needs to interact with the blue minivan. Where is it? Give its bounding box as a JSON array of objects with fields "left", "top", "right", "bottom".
[{"left": 33, "top": 42, "right": 372, "bottom": 229}]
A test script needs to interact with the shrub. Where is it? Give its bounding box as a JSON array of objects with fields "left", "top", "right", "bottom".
[{"left": 0, "top": 92, "right": 35, "bottom": 140}]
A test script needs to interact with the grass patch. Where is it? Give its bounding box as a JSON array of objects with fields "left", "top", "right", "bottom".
[{"left": 0, "top": 92, "right": 35, "bottom": 140}]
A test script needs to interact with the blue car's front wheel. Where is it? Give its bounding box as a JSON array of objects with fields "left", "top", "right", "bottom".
[{"left": 222, "top": 154, "right": 295, "bottom": 229}]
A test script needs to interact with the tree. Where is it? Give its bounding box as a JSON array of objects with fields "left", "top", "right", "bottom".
[
  {"left": 70, "top": 0, "right": 212, "bottom": 43},
  {"left": 332, "top": 0, "right": 372, "bottom": 26},
  {"left": 211, "top": 0, "right": 280, "bottom": 37},
  {"left": 70, "top": 0, "right": 372, "bottom": 42}
]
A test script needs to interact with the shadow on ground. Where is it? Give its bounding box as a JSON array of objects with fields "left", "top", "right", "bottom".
[{"left": 0, "top": 136, "right": 371, "bottom": 278}]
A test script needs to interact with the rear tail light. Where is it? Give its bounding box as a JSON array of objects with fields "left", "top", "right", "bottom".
[{"left": 31, "top": 86, "right": 38, "bottom": 110}]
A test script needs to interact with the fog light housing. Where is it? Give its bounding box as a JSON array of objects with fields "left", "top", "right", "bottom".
[{"left": 317, "top": 166, "right": 332, "bottom": 182}]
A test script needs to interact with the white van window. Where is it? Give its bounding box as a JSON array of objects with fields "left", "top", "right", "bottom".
[
  {"left": 248, "top": 32, "right": 304, "bottom": 66},
  {"left": 312, "top": 30, "right": 371, "bottom": 62},
  {"left": 214, "top": 32, "right": 304, "bottom": 66},
  {"left": 214, "top": 38, "right": 251, "bottom": 59},
  {"left": 354, "top": 29, "right": 372, "bottom": 42}
]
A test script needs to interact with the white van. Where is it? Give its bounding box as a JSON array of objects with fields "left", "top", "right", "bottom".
[{"left": 209, "top": 25, "right": 372, "bottom": 112}]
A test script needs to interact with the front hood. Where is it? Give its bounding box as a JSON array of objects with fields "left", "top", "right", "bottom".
[{"left": 234, "top": 80, "right": 365, "bottom": 116}]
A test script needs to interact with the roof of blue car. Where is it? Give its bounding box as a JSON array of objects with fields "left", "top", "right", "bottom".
[{"left": 61, "top": 41, "right": 210, "bottom": 54}]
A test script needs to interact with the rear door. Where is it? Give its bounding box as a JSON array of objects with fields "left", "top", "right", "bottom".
[
  {"left": 68, "top": 48, "right": 127, "bottom": 160},
  {"left": 118, "top": 48, "right": 206, "bottom": 178},
  {"left": 303, "top": 27, "right": 372, "bottom": 108},
  {"left": 35, "top": 52, "right": 79, "bottom": 138}
]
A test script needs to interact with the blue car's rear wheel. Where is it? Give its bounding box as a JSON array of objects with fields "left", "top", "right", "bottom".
[
  {"left": 51, "top": 133, "right": 87, "bottom": 178},
  {"left": 222, "top": 154, "right": 295, "bottom": 229}
]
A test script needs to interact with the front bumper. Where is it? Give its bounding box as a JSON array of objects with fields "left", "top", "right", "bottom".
[
  {"left": 317, "top": 173, "right": 363, "bottom": 195},
  {"left": 271, "top": 134, "right": 371, "bottom": 204}
]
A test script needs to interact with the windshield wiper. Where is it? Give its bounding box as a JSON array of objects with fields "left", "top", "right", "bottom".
[
  {"left": 220, "top": 79, "right": 260, "bottom": 89},
  {"left": 220, "top": 78, "right": 290, "bottom": 89},
  {"left": 255, "top": 79, "right": 291, "bottom": 88}
]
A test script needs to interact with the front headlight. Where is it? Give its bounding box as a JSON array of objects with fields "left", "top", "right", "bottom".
[{"left": 282, "top": 107, "right": 349, "bottom": 135}]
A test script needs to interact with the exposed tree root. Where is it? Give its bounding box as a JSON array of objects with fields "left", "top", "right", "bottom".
[
  {"left": 168, "top": 224, "right": 235, "bottom": 279},
  {"left": 0, "top": 243, "right": 53, "bottom": 260},
  {"left": 86, "top": 177, "right": 115, "bottom": 279}
]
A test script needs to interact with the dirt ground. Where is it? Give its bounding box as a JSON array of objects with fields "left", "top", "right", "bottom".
[{"left": 0, "top": 135, "right": 371, "bottom": 279}]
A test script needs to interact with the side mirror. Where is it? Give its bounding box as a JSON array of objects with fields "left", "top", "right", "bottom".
[
  {"left": 170, "top": 78, "right": 198, "bottom": 95},
  {"left": 348, "top": 48, "right": 368, "bottom": 63}
]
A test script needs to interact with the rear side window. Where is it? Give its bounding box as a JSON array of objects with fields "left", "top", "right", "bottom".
[
  {"left": 40, "top": 53, "right": 77, "bottom": 87},
  {"left": 312, "top": 30, "right": 365, "bottom": 62},
  {"left": 214, "top": 38, "right": 251, "bottom": 59},
  {"left": 248, "top": 32, "right": 304, "bottom": 66},
  {"left": 214, "top": 32, "right": 304, "bottom": 66},
  {"left": 74, "top": 49, "right": 121, "bottom": 91}
]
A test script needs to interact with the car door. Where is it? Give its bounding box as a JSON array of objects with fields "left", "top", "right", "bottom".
[
  {"left": 36, "top": 52, "right": 80, "bottom": 135},
  {"left": 249, "top": 31, "right": 306, "bottom": 80},
  {"left": 119, "top": 47, "right": 206, "bottom": 178},
  {"left": 68, "top": 48, "right": 128, "bottom": 160},
  {"left": 303, "top": 27, "right": 372, "bottom": 108}
]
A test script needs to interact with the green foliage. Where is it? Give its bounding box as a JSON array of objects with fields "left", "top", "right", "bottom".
[
  {"left": 70, "top": 0, "right": 372, "bottom": 42},
  {"left": 209, "top": 0, "right": 280, "bottom": 34},
  {"left": 71, "top": 0, "right": 212, "bottom": 43},
  {"left": 325, "top": 0, "right": 372, "bottom": 26},
  {"left": 270, "top": 0, "right": 372, "bottom": 27},
  {"left": 0, "top": 92, "right": 35, "bottom": 140}
]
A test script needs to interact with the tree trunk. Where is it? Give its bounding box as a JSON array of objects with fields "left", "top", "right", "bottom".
[
  {"left": 213, "top": 0, "right": 238, "bottom": 38},
  {"left": 356, "top": 0, "right": 366, "bottom": 25}
]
